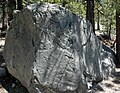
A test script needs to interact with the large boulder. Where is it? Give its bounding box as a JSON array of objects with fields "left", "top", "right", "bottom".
[{"left": 3, "top": 3, "right": 115, "bottom": 93}]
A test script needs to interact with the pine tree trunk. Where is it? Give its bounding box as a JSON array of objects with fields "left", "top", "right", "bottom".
[
  {"left": 116, "top": 3, "right": 120, "bottom": 67},
  {"left": 97, "top": 10, "right": 100, "bottom": 30},
  {"left": 2, "top": 4, "right": 5, "bottom": 31},
  {"left": 108, "top": 20, "right": 112, "bottom": 39},
  {"left": 17, "top": 0, "right": 23, "bottom": 10},
  {"left": 86, "top": 0, "right": 95, "bottom": 33},
  {"left": 8, "top": 0, "right": 16, "bottom": 21}
]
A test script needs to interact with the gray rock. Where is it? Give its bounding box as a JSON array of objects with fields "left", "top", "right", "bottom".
[
  {"left": 101, "top": 44, "right": 116, "bottom": 79},
  {"left": 3, "top": 3, "right": 115, "bottom": 93}
]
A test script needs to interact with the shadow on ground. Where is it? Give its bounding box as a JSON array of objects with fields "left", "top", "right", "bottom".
[{"left": 112, "top": 69, "right": 120, "bottom": 84}]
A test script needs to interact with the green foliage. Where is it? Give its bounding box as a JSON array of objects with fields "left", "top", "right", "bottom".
[
  {"left": 65, "top": 1, "right": 86, "bottom": 16},
  {"left": 0, "top": 0, "right": 117, "bottom": 35},
  {"left": 94, "top": 0, "right": 116, "bottom": 34},
  {"left": 23, "top": 0, "right": 86, "bottom": 17}
]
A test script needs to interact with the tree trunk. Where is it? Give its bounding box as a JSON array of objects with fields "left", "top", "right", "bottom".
[
  {"left": 2, "top": 4, "right": 5, "bottom": 31},
  {"left": 116, "top": 0, "right": 120, "bottom": 67},
  {"left": 17, "top": 0, "right": 23, "bottom": 10},
  {"left": 86, "top": 0, "right": 95, "bottom": 33},
  {"left": 97, "top": 10, "right": 100, "bottom": 30},
  {"left": 8, "top": 0, "right": 16, "bottom": 21},
  {"left": 108, "top": 20, "right": 112, "bottom": 39}
]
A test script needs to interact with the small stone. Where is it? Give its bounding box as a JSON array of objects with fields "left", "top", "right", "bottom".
[
  {"left": 1, "top": 63, "right": 6, "bottom": 67},
  {"left": 12, "top": 83, "right": 16, "bottom": 88}
]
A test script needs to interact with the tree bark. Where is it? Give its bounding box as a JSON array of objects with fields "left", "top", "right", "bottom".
[
  {"left": 17, "top": 0, "right": 23, "bottom": 10},
  {"left": 97, "top": 10, "right": 100, "bottom": 30},
  {"left": 116, "top": 1, "right": 120, "bottom": 67},
  {"left": 86, "top": 0, "right": 95, "bottom": 33},
  {"left": 2, "top": 4, "right": 5, "bottom": 31},
  {"left": 108, "top": 20, "right": 112, "bottom": 39},
  {"left": 1, "top": 1, "right": 8, "bottom": 31},
  {"left": 8, "top": 0, "right": 16, "bottom": 21}
]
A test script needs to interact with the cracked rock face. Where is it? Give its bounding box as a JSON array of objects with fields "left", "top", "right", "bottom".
[{"left": 3, "top": 3, "right": 115, "bottom": 93}]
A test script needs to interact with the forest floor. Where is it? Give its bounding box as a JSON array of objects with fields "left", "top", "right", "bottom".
[
  {"left": 93, "top": 68, "right": 120, "bottom": 93},
  {"left": 0, "top": 32, "right": 120, "bottom": 93}
]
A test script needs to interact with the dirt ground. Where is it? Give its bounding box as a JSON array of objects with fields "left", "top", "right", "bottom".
[{"left": 93, "top": 68, "right": 120, "bottom": 93}]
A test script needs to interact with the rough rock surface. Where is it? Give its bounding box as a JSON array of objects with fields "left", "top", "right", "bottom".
[{"left": 3, "top": 3, "right": 115, "bottom": 93}]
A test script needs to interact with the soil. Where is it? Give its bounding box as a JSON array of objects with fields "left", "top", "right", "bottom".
[{"left": 94, "top": 68, "right": 120, "bottom": 93}]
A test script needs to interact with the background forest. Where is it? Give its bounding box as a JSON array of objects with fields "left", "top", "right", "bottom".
[{"left": 0, "top": 0, "right": 116, "bottom": 33}]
